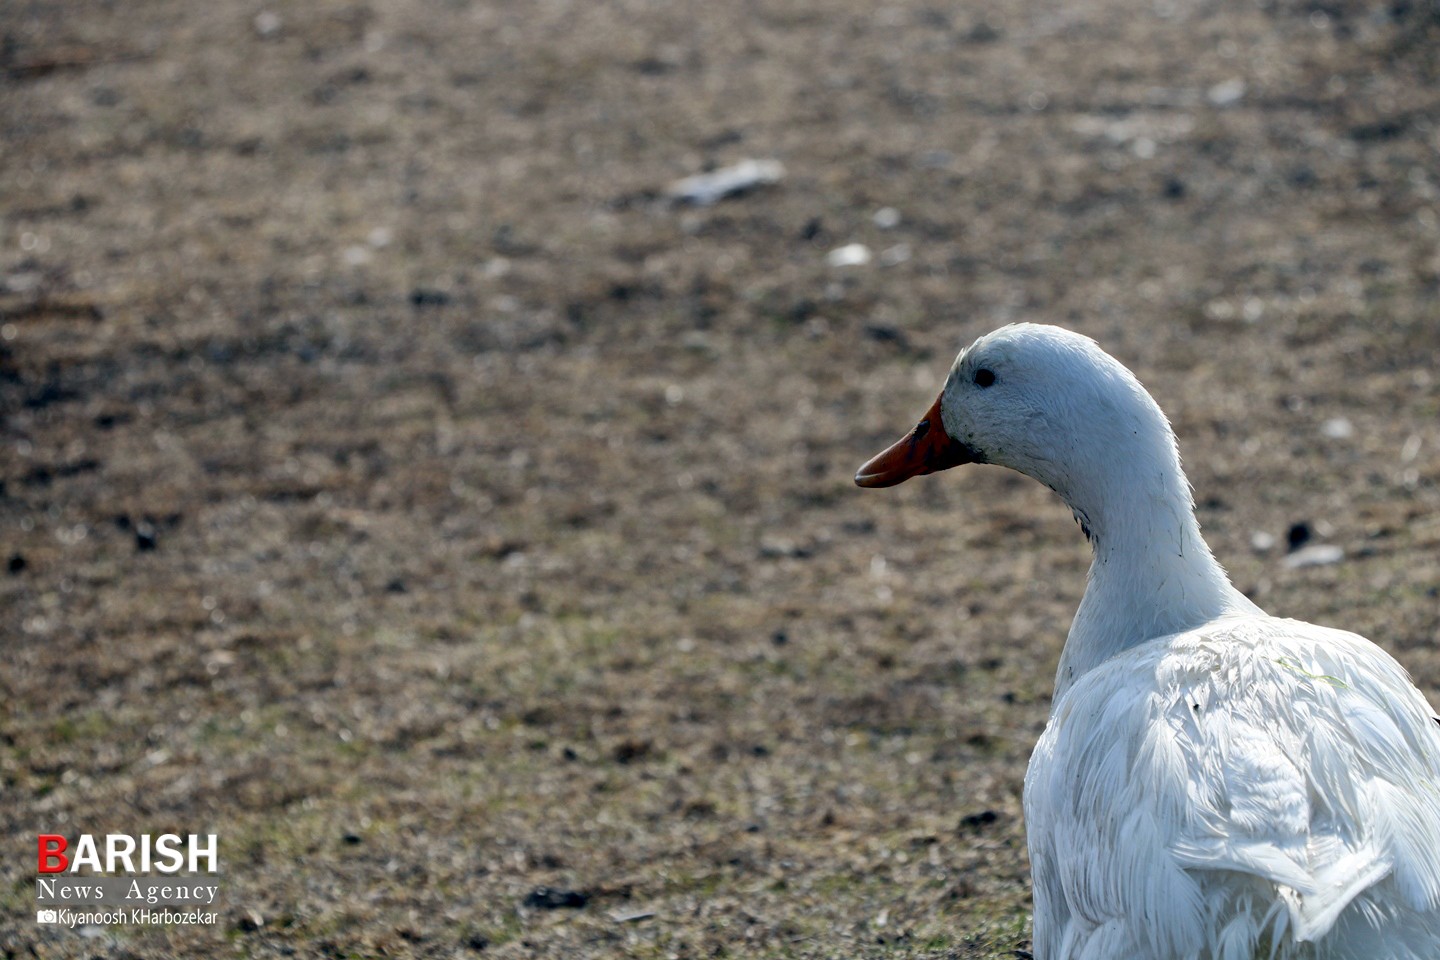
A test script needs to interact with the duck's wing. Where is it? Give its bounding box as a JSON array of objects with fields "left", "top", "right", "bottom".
[{"left": 1025, "top": 618, "right": 1440, "bottom": 958}]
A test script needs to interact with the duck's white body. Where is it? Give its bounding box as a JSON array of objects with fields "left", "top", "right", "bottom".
[
  {"left": 1030, "top": 617, "right": 1440, "bottom": 958},
  {"left": 856, "top": 324, "right": 1440, "bottom": 959}
]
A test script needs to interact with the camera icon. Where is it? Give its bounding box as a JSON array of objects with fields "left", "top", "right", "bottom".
[{"left": 36, "top": 909, "right": 59, "bottom": 924}]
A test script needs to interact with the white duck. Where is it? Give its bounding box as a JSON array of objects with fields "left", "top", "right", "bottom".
[{"left": 855, "top": 324, "right": 1440, "bottom": 959}]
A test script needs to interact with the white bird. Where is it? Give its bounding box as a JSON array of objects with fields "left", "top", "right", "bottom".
[{"left": 855, "top": 323, "right": 1440, "bottom": 959}]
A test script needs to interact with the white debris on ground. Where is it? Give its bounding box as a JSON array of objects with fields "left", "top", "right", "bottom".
[
  {"left": 1207, "top": 78, "right": 1247, "bottom": 106},
  {"left": 825, "top": 243, "right": 872, "bottom": 268},
  {"left": 1321, "top": 417, "right": 1354, "bottom": 439},
  {"left": 666, "top": 159, "right": 785, "bottom": 206},
  {"left": 1283, "top": 544, "right": 1345, "bottom": 569}
]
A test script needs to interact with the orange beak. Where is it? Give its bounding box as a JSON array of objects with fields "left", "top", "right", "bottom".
[{"left": 854, "top": 395, "right": 979, "bottom": 488}]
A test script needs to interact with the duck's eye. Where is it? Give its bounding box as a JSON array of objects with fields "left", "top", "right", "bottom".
[{"left": 974, "top": 368, "right": 996, "bottom": 388}]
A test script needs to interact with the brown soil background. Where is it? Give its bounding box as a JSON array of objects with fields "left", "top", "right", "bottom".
[{"left": 2, "top": 1, "right": 1439, "bottom": 957}]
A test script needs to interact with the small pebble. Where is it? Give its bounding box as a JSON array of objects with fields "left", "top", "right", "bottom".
[
  {"left": 135, "top": 524, "right": 158, "bottom": 552},
  {"left": 1286, "top": 522, "right": 1312, "bottom": 551},
  {"left": 959, "top": 809, "right": 1000, "bottom": 831},
  {"left": 1207, "top": 78, "right": 1246, "bottom": 106},
  {"left": 523, "top": 887, "right": 588, "bottom": 910},
  {"left": 409, "top": 288, "right": 451, "bottom": 308},
  {"left": 253, "top": 10, "right": 283, "bottom": 36},
  {"left": 826, "top": 243, "right": 872, "bottom": 268},
  {"left": 1321, "top": 417, "right": 1354, "bottom": 439}
]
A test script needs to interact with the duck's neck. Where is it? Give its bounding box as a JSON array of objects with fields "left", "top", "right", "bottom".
[{"left": 1052, "top": 452, "right": 1261, "bottom": 703}]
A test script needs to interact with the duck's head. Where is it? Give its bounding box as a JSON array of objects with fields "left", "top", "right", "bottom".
[{"left": 855, "top": 323, "right": 1176, "bottom": 506}]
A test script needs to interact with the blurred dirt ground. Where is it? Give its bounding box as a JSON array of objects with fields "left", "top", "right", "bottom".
[{"left": 2, "top": 0, "right": 1439, "bottom": 957}]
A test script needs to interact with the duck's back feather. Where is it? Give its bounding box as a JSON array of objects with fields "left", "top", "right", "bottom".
[{"left": 1026, "top": 615, "right": 1440, "bottom": 959}]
